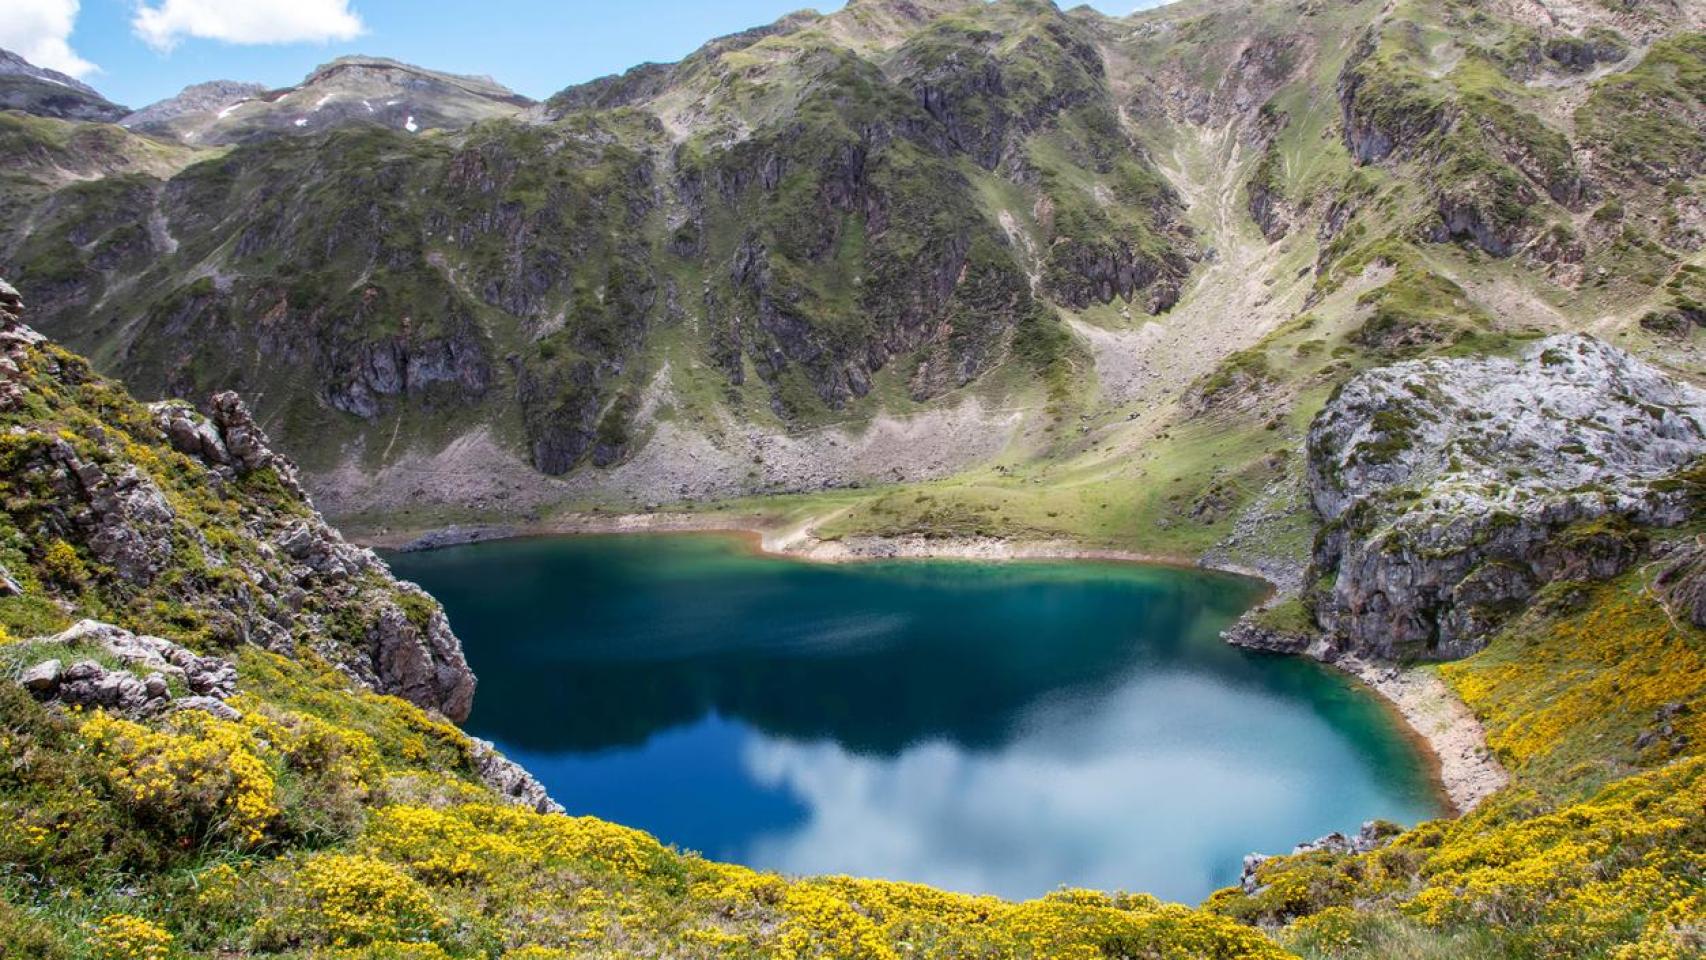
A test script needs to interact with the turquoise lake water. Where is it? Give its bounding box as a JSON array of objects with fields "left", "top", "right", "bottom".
[{"left": 386, "top": 533, "right": 1442, "bottom": 902}]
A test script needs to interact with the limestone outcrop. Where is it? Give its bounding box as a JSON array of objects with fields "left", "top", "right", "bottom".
[
  {"left": 16, "top": 619, "right": 239, "bottom": 720},
  {"left": 0, "top": 278, "right": 476, "bottom": 722},
  {"left": 1304, "top": 334, "right": 1706, "bottom": 660}
]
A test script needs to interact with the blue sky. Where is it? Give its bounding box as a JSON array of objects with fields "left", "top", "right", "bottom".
[{"left": 4, "top": 0, "right": 1173, "bottom": 110}]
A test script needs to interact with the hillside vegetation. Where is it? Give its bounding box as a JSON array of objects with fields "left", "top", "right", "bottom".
[
  {"left": 2, "top": 0, "right": 1706, "bottom": 957},
  {"left": 0, "top": 0, "right": 1695, "bottom": 549},
  {"left": 2, "top": 269, "right": 1704, "bottom": 958}
]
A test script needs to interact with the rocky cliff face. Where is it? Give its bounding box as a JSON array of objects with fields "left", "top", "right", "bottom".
[
  {"left": 0, "top": 47, "right": 127, "bottom": 121},
  {"left": 0, "top": 279, "right": 476, "bottom": 721},
  {"left": 0, "top": 2, "right": 1701, "bottom": 518},
  {"left": 1304, "top": 335, "right": 1706, "bottom": 660},
  {"left": 0, "top": 0, "right": 1195, "bottom": 483}
]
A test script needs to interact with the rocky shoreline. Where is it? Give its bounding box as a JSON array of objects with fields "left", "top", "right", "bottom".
[
  {"left": 1339, "top": 656, "right": 1508, "bottom": 814},
  {"left": 359, "top": 512, "right": 1270, "bottom": 581},
  {"left": 359, "top": 512, "right": 1507, "bottom": 816},
  {"left": 1224, "top": 615, "right": 1507, "bottom": 814}
]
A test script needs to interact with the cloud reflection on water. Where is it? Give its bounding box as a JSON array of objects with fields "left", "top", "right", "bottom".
[{"left": 737, "top": 672, "right": 1380, "bottom": 902}]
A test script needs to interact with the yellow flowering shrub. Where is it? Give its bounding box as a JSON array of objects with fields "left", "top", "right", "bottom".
[
  {"left": 90, "top": 914, "right": 173, "bottom": 960},
  {"left": 1213, "top": 571, "right": 1706, "bottom": 959},
  {"left": 1442, "top": 583, "right": 1706, "bottom": 794},
  {"left": 40, "top": 538, "right": 87, "bottom": 588},
  {"left": 287, "top": 854, "right": 446, "bottom": 948},
  {"left": 1282, "top": 905, "right": 1363, "bottom": 956},
  {"left": 776, "top": 886, "right": 898, "bottom": 960},
  {"left": 314, "top": 943, "right": 453, "bottom": 960},
  {"left": 454, "top": 802, "right": 665, "bottom": 878},
  {"left": 237, "top": 696, "right": 383, "bottom": 791},
  {"left": 360, "top": 805, "right": 529, "bottom": 884},
  {"left": 81, "top": 709, "right": 279, "bottom": 844}
]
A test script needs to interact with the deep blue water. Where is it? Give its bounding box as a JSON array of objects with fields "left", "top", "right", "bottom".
[{"left": 387, "top": 533, "right": 1442, "bottom": 902}]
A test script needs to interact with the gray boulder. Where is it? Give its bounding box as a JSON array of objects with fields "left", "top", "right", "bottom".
[
  {"left": 16, "top": 620, "right": 239, "bottom": 718},
  {"left": 1306, "top": 335, "right": 1706, "bottom": 660},
  {"left": 19, "top": 658, "right": 61, "bottom": 692}
]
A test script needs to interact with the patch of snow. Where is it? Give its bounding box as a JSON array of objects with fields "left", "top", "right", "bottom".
[
  {"left": 293, "top": 117, "right": 308, "bottom": 127},
  {"left": 313, "top": 93, "right": 336, "bottom": 110},
  {"left": 215, "top": 100, "right": 248, "bottom": 120},
  {"left": 384, "top": 99, "right": 400, "bottom": 106},
  {"left": 404, "top": 115, "right": 418, "bottom": 133},
  {"left": 362, "top": 99, "right": 373, "bottom": 113}
]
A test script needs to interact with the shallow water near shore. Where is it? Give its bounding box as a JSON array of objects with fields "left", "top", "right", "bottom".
[{"left": 387, "top": 533, "right": 1442, "bottom": 902}]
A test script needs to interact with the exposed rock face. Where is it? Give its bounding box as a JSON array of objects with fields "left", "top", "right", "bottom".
[
  {"left": 1043, "top": 237, "right": 1187, "bottom": 312},
  {"left": 1653, "top": 539, "right": 1706, "bottom": 630},
  {"left": 362, "top": 594, "right": 476, "bottom": 726},
  {"left": 0, "top": 279, "right": 476, "bottom": 722},
  {"left": 150, "top": 395, "right": 476, "bottom": 722},
  {"left": 1307, "top": 335, "right": 1706, "bottom": 660},
  {"left": 1220, "top": 616, "right": 1316, "bottom": 657},
  {"left": 1246, "top": 175, "right": 1290, "bottom": 243},
  {"left": 0, "top": 47, "right": 128, "bottom": 121},
  {"left": 1336, "top": 31, "right": 1450, "bottom": 167},
  {"left": 470, "top": 737, "right": 564, "bottom": 815},
  {"left": 17, "top": 619, "right": 239, "bottom": 720}
]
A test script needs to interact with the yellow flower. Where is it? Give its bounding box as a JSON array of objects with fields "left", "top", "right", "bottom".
[
  {"left": 90, "top": 914, "right": 173, "bottom": 960},
  {"left": 81, "top": 710, "right": 278, "bottom": 844},
  {"left": 289, "top": 854, "right": 445, "bottom": 948}
]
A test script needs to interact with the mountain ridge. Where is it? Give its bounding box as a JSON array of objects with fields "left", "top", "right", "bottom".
[{"left": 1, "top": 0, "right": 1706, "bottom": 955}]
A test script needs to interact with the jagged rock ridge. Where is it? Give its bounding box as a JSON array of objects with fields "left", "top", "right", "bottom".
[
  {"left": 0, "top": 47, "right": 127, "bottom": 121},
  {"left": 0, "top": 278, "right": 477, "bottom": 721}
]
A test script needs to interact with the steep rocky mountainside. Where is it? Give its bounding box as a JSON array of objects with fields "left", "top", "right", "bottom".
[
  {"left": 0, "top": 48, "right": 127, "bottom": 122},
  {"left": 0, "top": 279, "right": 473, "bottom": 722},
  {"left": 0, "top": 0, "right": 1698, "bottom": 551},
  {"left": 0, "top": 0, "right": 1201, "bottom": 503}
]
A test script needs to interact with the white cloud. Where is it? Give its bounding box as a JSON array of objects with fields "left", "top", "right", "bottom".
[
  {"left": 735, "top": 673, "right": 1433, "bottom": 901},
  {"left": 132, "top": 0, "right": 365, "bottom": 53},
  {"left": 0, "top": 0, "right": 98, "bottom": 78}
]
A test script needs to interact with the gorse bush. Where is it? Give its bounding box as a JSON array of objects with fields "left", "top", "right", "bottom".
[
  {"left": 90, "top": 914, "right": 175, "bottom": 960},
  {"left": 1211, "top": 572, "right": 1706, "bottom": 960},
  {"left": 82, "top": 710, "right": 280, "bottom": 846}
]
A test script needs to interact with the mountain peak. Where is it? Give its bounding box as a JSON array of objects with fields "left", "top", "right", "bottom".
[
  {"left": 122, "top": 79, "right": 268, "bottom": 133},
  {"left": 121, "top": 53, "right": 534, "bottom": 145},
  {"left": 0, "top": 47, "right": 127, "bottom": 121},
  {"left": 300, "top": 55, "right": 533, "bottom": 106}
]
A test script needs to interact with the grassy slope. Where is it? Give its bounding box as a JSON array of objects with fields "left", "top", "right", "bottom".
[
  {"left": 1209, "top": 556, "right": 1706, "bottom": 960},
  {"left": 5, "top": 318, "right": 1704, "bottom": 960},
  {"left": 0, "top": 309, "right": 1289, "bottom": 959}
]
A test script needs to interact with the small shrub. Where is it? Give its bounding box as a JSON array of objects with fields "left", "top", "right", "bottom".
[
  {"left": 89, "top": 914, "right": 173, "bottom": 960},
  {"left": 284, "top": 854, "right": 445, "bottom": 948},
  {"left": 39, "top": 539, "right": 86, "bottom": 589}
]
